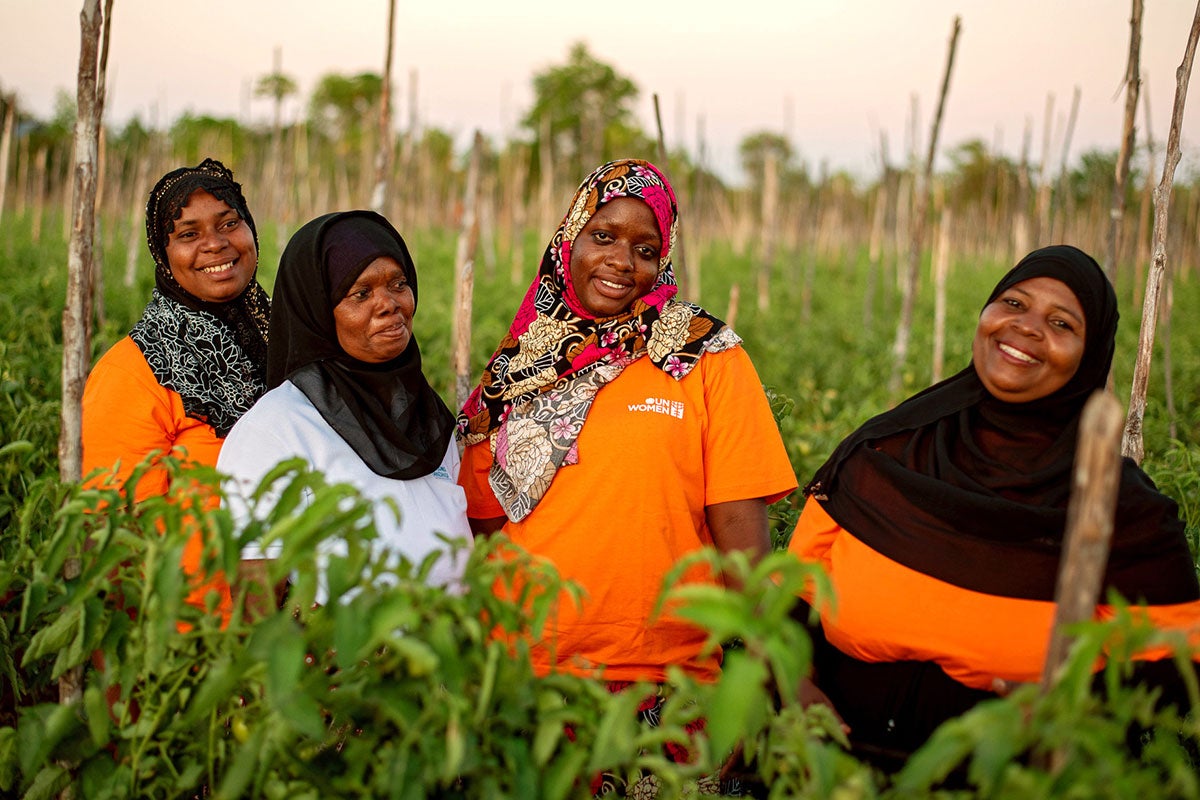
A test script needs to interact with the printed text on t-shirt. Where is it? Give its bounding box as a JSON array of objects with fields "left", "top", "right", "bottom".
[{"left": 627, "top": 397, "right": 685, "bottom": 419}]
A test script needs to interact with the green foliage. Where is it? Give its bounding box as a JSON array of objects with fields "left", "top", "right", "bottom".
[
  {"left": 3, "top": 211, "right": 1200, "bottom": 796},
  {"left": 523, "top": 42, "right": 649, "bottom": 181}
]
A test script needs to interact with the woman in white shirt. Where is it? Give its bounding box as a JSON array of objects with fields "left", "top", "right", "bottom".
[{"left": 219, "top": 210, "right": 470, "bottom": 604}]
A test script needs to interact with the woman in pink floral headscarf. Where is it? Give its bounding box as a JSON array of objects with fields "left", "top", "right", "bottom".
[{"left": 457, "top": 159, "right": 797, "bottom": 695}]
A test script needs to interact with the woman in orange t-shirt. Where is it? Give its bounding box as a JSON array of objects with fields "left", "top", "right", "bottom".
[
  {"left": 457, "top": 159, "right": 796, "bottom": 794},
  {"left": 82, "top": 159, "right": 269, "bottom": 623},
  {"left": 790, "top": 246, "right": 1200, "bottom": 768}
]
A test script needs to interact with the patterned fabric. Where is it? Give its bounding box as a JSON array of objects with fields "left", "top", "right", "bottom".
[
  {"left": 456, "top": 159, "right": 738, "bottom": 521},
  {"left": 130, "top": 291, "right": 267, "bottom": 438},
  {"left": 130, "top": 159, "right": 269, "bottom": 438}
]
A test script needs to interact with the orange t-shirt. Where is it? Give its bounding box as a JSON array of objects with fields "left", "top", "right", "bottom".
[
  {"left": 82, "top": 335, "right": 234, "bottom": 623},
  {"left": 461, "top": 346, "right": 797, "bottom": 682},
  {"left": 789, "top": 495, "right": 1200, "bottom": 690}
]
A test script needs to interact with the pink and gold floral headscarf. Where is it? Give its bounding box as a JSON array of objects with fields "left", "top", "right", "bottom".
[{"left": 457, "top": 159, "right": 739, "bottom": 521}]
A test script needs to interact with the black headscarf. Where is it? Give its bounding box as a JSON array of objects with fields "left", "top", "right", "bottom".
[
  {"left": 129, "top": 158, "right": 270, "bottom": 437},
  {"left": 807, "top": 245, "right": 1198, "bottom": 605},
  {"left": 267, "top": 210, "right": 455, "bottom": 480}
]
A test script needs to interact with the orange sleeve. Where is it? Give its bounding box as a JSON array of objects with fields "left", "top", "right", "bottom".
[
  {"left": 459, "top": 440, "right": 505, "bottom": 520},
  {"left": 701, "top": 347, "right": 798, "bottom": 506},
  {"left": 81, "top": 336, "right": 232, "bottom": 626},
  {"left": 82, "top": 337, "right": 179, "bottom": 499}
]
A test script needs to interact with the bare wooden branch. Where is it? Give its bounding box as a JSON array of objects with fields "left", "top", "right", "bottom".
[
  {"left": 451, "top": 131, "right": 484, "bottom": 409},
  {"left": 1123, "top": 0, "right": 1200, "bottom": 463},
  {"left": 931, "top": 197, "right": 952, "bottom": 384},
  {"left": 370, "top": 0, "right": 396, "bottom": 213},
  {"left": 888, "top": 15, "right": 961, "bottom": 398},
  {"left": 1104, "top": 0, "right": 1144, "bottom": 279},
  {"left": 652, "top": 92, "right": 687, "bottom": 292},
  {"left": 0, "top": 94, "right": 15, "bottom": 227},
  {"left": 757, "top": 148, "right": 779, "bottom": 312},
  {"left": 1052, "top": 86, "right": 1081, "bottom": 240},
  {"left": 1043, "top": 392, "right": 1124, "bottom": 691}
]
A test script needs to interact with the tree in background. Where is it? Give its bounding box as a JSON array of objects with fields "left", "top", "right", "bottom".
[
  {"left": 255, "top": 69, "right": 298, "bottom": 134},
  {"left": 309, "top": 72, "right": 382, "bottom": 149},
  {"left": 523, "top": 42, "right": 649, "bottom": 180}
]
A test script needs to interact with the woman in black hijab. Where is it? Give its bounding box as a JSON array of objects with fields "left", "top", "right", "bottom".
[
  {"left": 218, "top": 211, "right": 470, "bottom": 602},
  {"left": 82, "top": 158, "right": 268, "bottom": 623},
  {"left": 789, "top": 245, "right": 1200, "bottom": 764}
]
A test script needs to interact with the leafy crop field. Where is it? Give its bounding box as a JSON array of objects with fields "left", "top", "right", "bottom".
[{"left": 2, "top": 210, "right": 1199, "bottom": 797}]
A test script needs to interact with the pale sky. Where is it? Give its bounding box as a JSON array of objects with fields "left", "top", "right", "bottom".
[{"left": 3, "top": 0, "right": 1200, "bottom": 183}]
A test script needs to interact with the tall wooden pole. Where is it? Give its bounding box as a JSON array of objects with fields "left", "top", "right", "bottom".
[
  {"left": 60, "top": 0, "right": 107, "bottom": 768},
  {"left": 451, "top": 131, "right": 484, "bottom": 409},
  {"left": 652, "top": 92, "right": 687, "bottom": 293},
  {"left": 370, "top": 0, "right": 396, "bottom": 213},
  {"left": 0, "top": 94, "right": 15, "bottom": 227},
  {"left": 1042, "top": 392, "right": 1124, "bottom": 690},
  {"left": 1052, "top": 86, "right": 1082, "bottom": 241},
  {"left": 61, "top": 0, "right": 106, "bottom": 484},
  {"left": 888, "top": 16, "right": 961, "bottom": 398},
  {"left": 1104, "top": 0, "right": 1144, "bottom": 280},
  {"left": 1123, "top": 0, "right": 1200, "bottom": 464}
]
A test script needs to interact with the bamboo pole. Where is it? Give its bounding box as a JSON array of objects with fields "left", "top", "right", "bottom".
[
  {"left": 31, "top": 147, "right": 47, "bottom": 243},
  {"left": 451, "top": 131, "right": 484, "bottom": 409},
  {"left": 1052, "top": 86, "right": 1082, "bottom": 241},
  {"left": 509, "top": 143, "right": 530, "bottom": 285},
  {"left": 1034, "top": 94, "right": 1056, "bottom": 245},
  {"left": 60, "top": 0, "right": 107, "bottom": 753},
  {"left": 89, "top": 0, "right": 113, "bottom": 333},
  {"left": 652, "top": 92, "right": 687, "bottom": 292},
  {"left": 888, "top": 15, "right": 961, "bottom": 399},
  {"left": 1134, "top": 84, "right": 1156, "bottom": 307},
  {"left": 1123, "top": 0, "right": 1200, "bottom": 465},
  {"left": 123, "top": 152, "right": 150, "bottom": 287},
  {"left": 863, "top": 137, "right": 889, "bottom": 332},
  {"left": 725, "top": 282, "right": 740, "bottom": 331},
  {"left": 1104, "top": 0, "right": 1144, "bottom": 280},
  {"left": 757, "top": 148, "right": 779, "bottom": 312},
  {"left": 931, "top": 198, "right": 952, "bottom": 385},
  {"left": 0, "top": 94, "right": 14, "bottom": 227},
  {"left": 370, "top": 0, "right": 396, "bottom": 213},
  {"left": 1042, "top": 391, "right": 1124, "bottom": 691}
]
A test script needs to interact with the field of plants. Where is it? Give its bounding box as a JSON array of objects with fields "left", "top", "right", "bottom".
[{"left": 1, "top": 177, "right": 1199, "bottom": 797}]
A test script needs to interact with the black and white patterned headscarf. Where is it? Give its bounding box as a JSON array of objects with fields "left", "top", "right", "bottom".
[{"left": 129, "top": 159, "right": 270, "bottom": 437}]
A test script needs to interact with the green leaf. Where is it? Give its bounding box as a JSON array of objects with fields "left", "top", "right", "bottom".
[{"left": 706, "top": 650, "right": 768, "bottom": 758}]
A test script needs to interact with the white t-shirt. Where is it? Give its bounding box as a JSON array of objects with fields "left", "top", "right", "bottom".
[{"left": 218, "top": 380, "right": 471, "bottom": 602}]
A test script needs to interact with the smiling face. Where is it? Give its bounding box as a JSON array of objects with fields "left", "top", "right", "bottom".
[
  {"left": 332, "top": 256, "right": 415, "bottom": 363},
  {"left": 569, "top": 197, "right": 662, "bottom": 317},
  {"left": 972, "top": 276, "right": 1087, "bottom": 403},
  {"left": 164, "top": 189, "right": 258, "bottom": 303}
]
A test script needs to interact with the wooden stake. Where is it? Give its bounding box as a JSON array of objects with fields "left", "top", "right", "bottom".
[
  {"left": 451, "top": 131, "right": 484, "bottom": 408},
  {"left": 725, "top": 282, "right": 740, "bottom": 331},
  {"left": 1104, "top": 0, "right": 1144, "bottom": 280},
  {"left": 0, "top": 94, "right": 15, "bottom": 227},
  {"left": 1042, "top": 391, "right": 1124, "bottom": 692},
  {"left": 60, "top": 0, "right": 107, "bottom": 758},
  {"left": 1123, "top": 0, "right": 1200, "bottom": 464},
  {"left": 757, "top": 148, "right": 778, "bottom": 312},
  {"left": 1052, "top": 86, "right": 1082, "bottom": 241},
  {"left": 370, "top": 0, "right": 396, "bottom": 213},
  {"left": 888, "top": 16, "right": 961, "bottom": 399},
  {"left": 931, "top": 198, "right": 952, "bottom": 385},
  {"left": 653, "top": 92, "right": 687, "bottom": 290}
]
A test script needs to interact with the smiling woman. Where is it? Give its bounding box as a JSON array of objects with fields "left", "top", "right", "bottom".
[
  {"left": 789, "top": 244, "right": 1200, "bottom": 770},
  {"left": 81, "top": 158, "right": 270, "bottom": 625},
  {"left": 218, "top": 210, "right": 470, "bottom": 607},
  {"left": 456, "top": 159, "right": 797, "bottom": 796}
]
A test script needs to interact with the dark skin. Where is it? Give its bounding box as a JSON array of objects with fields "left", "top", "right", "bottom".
[{"left": 472, "top": 196, "right": 775, "bottom": 573}]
